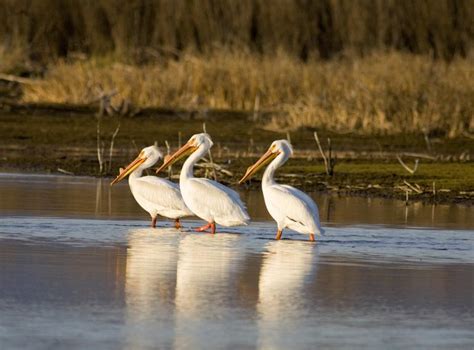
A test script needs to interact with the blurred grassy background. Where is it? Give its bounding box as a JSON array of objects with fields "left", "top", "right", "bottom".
[
  {"left": 0, "top": 0, "right": 473, "bottom": 136},
  {"left": 1, "top": 0, "right": 472, "bottom": 61}
]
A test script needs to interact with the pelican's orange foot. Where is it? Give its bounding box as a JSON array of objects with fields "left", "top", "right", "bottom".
[
  {"left": 195, "top": 222, "right": 216, "bottom": 234},
  {"left": 174, "top": 218, "right": 181, "bottom": 229},
  {"left": 151, "top": 216, "right": 157, "bottom": 228},
  {"left": 195, "top": 223, "right": 212, "bottom": 232},
  {"left": 309, "top": 233, "right": 315, "bottom": 242}
]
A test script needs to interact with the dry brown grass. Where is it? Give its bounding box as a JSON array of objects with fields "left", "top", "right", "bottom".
[{"left": 20, "top": 51, "right": 473, "bottom": 136}]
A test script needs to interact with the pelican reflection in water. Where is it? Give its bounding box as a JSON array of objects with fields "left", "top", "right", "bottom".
[
  {"left": 124, "top": 227, "right": 180, "bottom": 348},
  {"left": 257, "top": 241, "right": 319, "bottom": 348},
  {"left": 173, "top": 233, "right": 246, "bottom": 348}
]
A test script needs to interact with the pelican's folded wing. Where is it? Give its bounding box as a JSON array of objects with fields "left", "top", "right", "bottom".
[
  {"left": 268, "top": 184, "right": 324, "bottom": 235},
  {"left": 134, "top": 176, "right": 191, "bottom": 213},
  {"left": 187, "top": 178, "right": 250, "bottom": 224}
]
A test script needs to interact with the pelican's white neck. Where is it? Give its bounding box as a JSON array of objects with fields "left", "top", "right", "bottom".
[
  {"left": 262, "top": 151, "right": 289, "bottom": 187},
  {"left": 180, "top": 143, "right": 209, "bottom": 182},
  {"left": 128, "top": 155, "right": 157, "bottom": 182}
]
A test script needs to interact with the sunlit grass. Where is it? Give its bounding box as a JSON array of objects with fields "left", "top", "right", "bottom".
[{"left": 20, "top": 51, "right": 473, "bottom": 137}]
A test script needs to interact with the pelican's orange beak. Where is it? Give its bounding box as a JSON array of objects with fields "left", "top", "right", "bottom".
[
  {"left": 239, "top": 148, "right": 279, "bottom": 184},
  {"left": 110, "top": 152, "right": 147, "bottom": 186},
  {"left": 155, "top": 141, "right": 198, "bottom": 174}
]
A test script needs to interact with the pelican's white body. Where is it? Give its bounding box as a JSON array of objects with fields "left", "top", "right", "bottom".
[
  {"left": 261, "top": 141, "right": 324, "bottom": 235},
  {"left": 126, "top": 146, "right": 192, "bottom": 221},
  {"left": 179, "top": 134, "right": 250, "bottom": 226},
  {"left": 129, "top": 173, "right": 192, "bottom": 220}
]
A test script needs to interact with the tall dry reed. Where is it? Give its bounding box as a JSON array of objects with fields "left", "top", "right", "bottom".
[
  {"left": 21, "top": 51, "right": 473, "bottom": 137},
  {"left": 0, "top": 0, "right": 471, "bottom": 63}
]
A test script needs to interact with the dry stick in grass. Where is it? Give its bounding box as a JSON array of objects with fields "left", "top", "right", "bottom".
[
  {"left": 57, "top": 168, "right": 74, "bottom": 176},
  {"left": 107, "top": 118, "right": 121, "bottom": 173},
  {"left": 423, "top": 131, "right": 432, "bottom": 153},
  {"left": 95, "top": 89, "right": 120, "bottom": 175},
  {"left": 96, "top": 115, "right": 104, "bottom": 175},
  {"left": 403, "top": 180, "right": 423, "bottom": 194},
  {"left": 396, "top": 155, "right": 419, "bottom": 174},
  {"left": 0, "top": 73, "right": 41, "bottom": 85},
  {"left": 202, "top": 123, "right": 217, "bottom": 181},
  {"left": 313, "top": 131, "right": 336, "bottom": 176},
  {"left": 164, "top": 140, "right": 172, "bottom": 179}
]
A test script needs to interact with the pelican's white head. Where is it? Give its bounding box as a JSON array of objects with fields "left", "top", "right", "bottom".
[
  {"left": 156, "top": 133, "right": 214, "bottom": 174},
  {"left": 188, "top": 133, "right": 214, "bottom": 149},
  {"left": 140, "top": 145, "right": 163, "bottom": 168},
  {"left": 269, "top": 139, "right": 293, "bottom": 158},
  {"left": 239, "top": 139, "right": 293, "bottom": 183},
  {"left": 111, "top": 145, "right": 163, "bottom": 185}
]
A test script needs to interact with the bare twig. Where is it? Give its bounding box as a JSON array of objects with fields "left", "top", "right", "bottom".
[
  {"left": 401, "top": 152, "right": 436, "bottom": 160},
  {"left": 327, "top": 138, "right": 332, "bottom": 170},
  {"left": 313, "top": 131, "right": 336, "bottom": 176},
  {"left": 94, "top": 88, "right": 122, "bottom": 175},
  {"left": 195, "top": 161, "right": 233, "bottom": 177},
  {"left": 423, "top": 131, "right": 432, "bottom": 153},
  {"left": 0, "top": 73, "right": 41, "bottom": 85},
  {"left": 396, "top": 155, "right": 419, "bottom": 174},
  {"left": 107, "top": 119, "right": 121, "bottom": 173},
  {"left": 96, "top": 115, "right": 104, "bottom": 174},
  {"left": 57, "top": 168, "right": 74, "bottom": 175},
  {"left": 403, "top": 180, "right": 423, "bottom": 194},
  {"left": 202, "top": 123, "right": 217, "bottom": 180},
  {"left": 164, "top": 140, "right": 172, "bottom": 179},
  {"left": 314, "top": 131, "right": 328, "bottom": 173}
]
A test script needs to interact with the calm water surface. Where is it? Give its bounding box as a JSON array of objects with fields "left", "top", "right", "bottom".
[{"left": 0, "top": 173, "right": 473, "bottom": 349}]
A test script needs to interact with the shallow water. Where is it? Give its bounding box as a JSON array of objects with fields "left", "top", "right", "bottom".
[
  {"left": 0, "top": 173, "right": 473, "bottom": 349},
  {"left": 1, "top": 172, "right": 473, "bottom": 229}
]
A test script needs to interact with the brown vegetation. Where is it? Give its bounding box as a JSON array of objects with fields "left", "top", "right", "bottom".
[
  {"left": 14, "top": 51, "right": 474, "bottom": 137},
  {"left": 0, "top": 1, "right": 472, "bottom": 137},
  {"left": 0, "top": 0, "right": 472, "bottom": 62}
]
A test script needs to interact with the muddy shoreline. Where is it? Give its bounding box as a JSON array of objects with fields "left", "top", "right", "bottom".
[
  {"left": 1, "top": 159, "right": 472, "bottom": 206},
  {"left": 1, "top": 104, "right": 473, "bottom": 206}
]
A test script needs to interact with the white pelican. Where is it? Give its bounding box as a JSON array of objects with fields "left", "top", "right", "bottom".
[
  {"left": 156, "top": 133, "right": 249, "bottom": 234},
  {"left": 239, "top": 140, "right": 324, "bottom": 241},
  {"left": 110, "top": 145, "right": 192, "bottom": 228}
]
